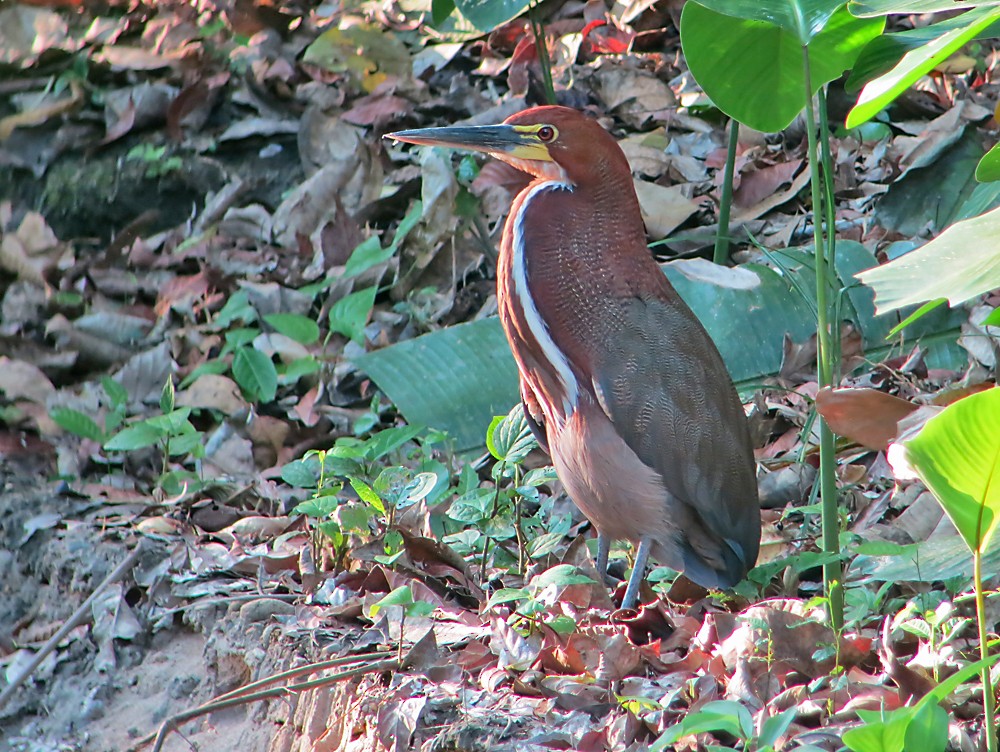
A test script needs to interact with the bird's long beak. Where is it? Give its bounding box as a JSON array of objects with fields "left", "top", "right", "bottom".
[{"left": 385, "top": 124, "right": 551, "bottom": 162}]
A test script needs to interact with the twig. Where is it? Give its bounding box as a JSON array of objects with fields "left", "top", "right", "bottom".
[
  {"left": 0, "top": 540, "right": 147, "bottom": 711},
  {"left": 133, "top": 654, "right": 401, "bottom": 752}
]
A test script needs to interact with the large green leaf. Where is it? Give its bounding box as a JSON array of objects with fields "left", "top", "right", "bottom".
[
  {"left": 846, "top": 6, "right": 1000, "bottom": 127},
  {"left": 681, "top": 3, "right": 883, "bottom": 132},
  {"left": 855, "top": 532, "right": 1000, "bottom": 581},
  {"left": 873, "top": 129, "right": 983, "bottom": 237},
  {"left": 691, "top": 0, "right": 843, "bottom": 42},
  {"left": 847, "top": 11, "right": 1000, "bottom": 90},
  {"left": 898, "top": 388, "right": 1000, "bottom": 554},
  {"left": 977, "top": 140, "right": 1000, "bottom": 182},
  {"left": 453, "top": 0, "right": 531, "bottom": 31},
  {"left": 856, "top": 203, "right": 1000, "bottom": 314},
  {"left": 849, "top": 0, "right": 1000, "bottom": 16},
  {"left": 353, "top": 319, "right": 520, "bottom": 451}
]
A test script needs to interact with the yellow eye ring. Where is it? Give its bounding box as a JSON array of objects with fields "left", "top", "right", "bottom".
[{"left": 538, "top": 126, "right": 555, "bottom": 142}]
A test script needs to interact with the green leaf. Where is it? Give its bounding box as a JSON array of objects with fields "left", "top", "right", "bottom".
[
  {"left": 293, "top": 495, "right": 340, "bottom": 518},
  {"left": 364, "top": 424, "right": 423, "bottom": 461},
  {"left": 160, "top": 377, "right": 175, "bottom": 414},
  {"left": 333, "top": 501, "right": 374, "bottom": 532},
  {"left": 846, "top": 6, "right": 1000, "bottom": 127},
  {"left": 104, "top": 422, "right": 165, "bottom": 451},
  {"left": 842, "top": 707, "right": 912, "bottom": 752},
  {"left": 856, "top": 204, "right": 1000, "bottom": 314},
  {"left": 264, "top": 313, "right": 320, "bottom": 345},
  {"left": 349, "top": 477, "right": 385, "bottom": 514},
  {"left": 215, "top": 290, "right": 256, "bottom": 328},
  {"left": 682, "top": 3, "right": 884, "bottom": 132},
  {"left": 758, "top": 708, "right": 799, "bottom": 748},
  {"left": 279, "top": 356, "right": 321, "bottom": 381},
  {"left": 50, "top": 407, "right": 106, "bottom": 442},
  {"left": 847, "top": 11, "right": 1000, "bottom": 91},
  {"left": 432, "top": 0, "right": 456, "bottom": 25},
  {"left": 526, "top": 531, "right": 565, "bottom": 559},
  {"left": 487, "top": 405, "right": 536, "bottom": 463},
  {"left": 329, "top": 286, "right": 376, "bottom": 343},
  {"left": 354, "top": 318, "right": 521, "bottom": 451},
  {"left": 887, "top": 298, "right": 947, "bottom": 337},
  {"left": 447, "top": 488, "right": 494, "bottom": 523},
  {"left": 546, "top": 614, "right": 577, "bottom": 634},
  {"left": 897, "top": 388, "right": 1000, "bottom": 554},
  {"left": 692, "top": 0, "right": 843, "bottom": 43},
  {"left": 977, "top": 140, "right": 1000, "bottom": 182},
  {"left": 369, "top": 585, "right": 413, "bottom": 616},
  {"left": 485, "top": 587, "right": 530, "bottom": 609},
  {"left": 139, "top": 407, "right": 192, "bottom": 435},
  {"left": 853, "top": 540, "right": 919, "bottom": 557},
  {"left": 343, "top": 236, "right": 393, "bottom": 279},
  {"left": 654, "top": 701, "right": 754, "bottom": 748},
  {"left": 849, "top": 0, "right": 1000, "bottom": 16},
  {"left": 232, "top": 347, "right": 278, "bottom": 403},
  {"left": 529, "top": 564, "right": 595, "bottom": 590},
  {"left": 453, "top": 0, "right": 531, "bottom": 31},
  {"left": 281, "top": 458, "right": 321, "bottom": 488},
  {"left": 100, "top": 376, "right": 129, "bottom": 409}
]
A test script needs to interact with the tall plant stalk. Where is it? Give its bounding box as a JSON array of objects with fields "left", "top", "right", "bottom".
[
  {"left": 528, "top": 4, "right": 556, "bottom": 105},
  {"left": 975, "top": 548, "right": 998, "bottom": 752},
  {"left": 714, "top": 120, "right": 740, "bottom": 265},
  {"left": 801, "top": 47, "right": 844, "bottom": 631}
]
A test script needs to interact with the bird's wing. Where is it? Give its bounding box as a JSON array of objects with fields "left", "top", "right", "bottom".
[{"left": 589, "top": 293, "right": 759, "bottom": 571}]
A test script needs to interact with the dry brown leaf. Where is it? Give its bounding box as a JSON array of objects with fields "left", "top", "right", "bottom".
[
  {"left": 634, "top": 180, "right": 700, "bottom": 239},
  {"left": 815, "top": 387, "right": 919, "bottom": 452},
  {"left": 0, "top": 357, "right": 55, "bottom": 404},
  {"left": 177, "top": 374, "right": 247, "bottom": 414}
]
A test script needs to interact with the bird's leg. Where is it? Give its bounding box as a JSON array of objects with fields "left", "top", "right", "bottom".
[
  {"left": 620, "top": 537, "right": 654, "bottom": 610},
  {"left": 596, "top": 532, "right": 611, "bottom": 586}
]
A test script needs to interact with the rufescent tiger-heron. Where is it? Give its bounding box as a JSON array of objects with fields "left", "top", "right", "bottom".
[{"left": 387, "top": 106, "right": 761, "bottom": 609}]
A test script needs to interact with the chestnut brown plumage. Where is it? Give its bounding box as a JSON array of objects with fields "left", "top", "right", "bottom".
[{"left": 387, "top": 106, "right": 760, "bottom": 609}]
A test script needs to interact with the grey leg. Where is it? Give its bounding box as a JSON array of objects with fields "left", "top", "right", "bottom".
[
  {"left": 620, "top": 537, "right": 653, "bottom": 610},
  {"left": 596, "top": 533, "right": 611, "bottom": 586}
]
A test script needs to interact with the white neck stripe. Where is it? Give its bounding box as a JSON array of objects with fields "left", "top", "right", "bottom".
[{"left": 510, "top": 180, "right": 579, "bottom": 418}]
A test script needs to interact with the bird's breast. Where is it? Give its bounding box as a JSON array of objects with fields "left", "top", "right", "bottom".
[{"left": 497, "top": 177, "right": 652, "bottom": 428}]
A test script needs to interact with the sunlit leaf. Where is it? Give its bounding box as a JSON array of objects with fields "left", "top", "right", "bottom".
[{"left": 893, "top": 388, "right": 1000, "bottom": 554}]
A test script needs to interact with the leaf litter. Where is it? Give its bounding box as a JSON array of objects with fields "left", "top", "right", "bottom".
[{"left": 0, "top": 0, "right": 998, "bottom": 750}]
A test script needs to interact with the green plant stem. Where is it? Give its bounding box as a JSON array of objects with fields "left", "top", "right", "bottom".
[
  {"left": 714, "top": 119, "right": 739, "bottom": 265},
  {"left": 529, "top": 4, "right": 556, "bottom": 105},
  {"left": 816, "top": 89, "right": 842, "bottom": 376},
  {"left": 801, "top": 46, "right": 843, "bottom": 632},
  {"left": 976, "top": 548, "right": 998, "bottom": 752}
]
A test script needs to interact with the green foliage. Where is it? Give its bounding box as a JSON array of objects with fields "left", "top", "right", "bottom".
[
  {"left": 681, "top": 2, "right": 882, "bottom": 132},
  {"left": 329, "top": 286, "right": 377, "bottom": 343},
  {"left": 898, "top": 389, "right": 1000, "bottom": 554},
  {"left": 846, "top": 6, "right": 1000, "bottom": 128},
  {"left": 856, "top": 205, "right": 1000, "bottom": 328},
  {"left": 125, "top": 144, "right": 182, "bottom": 178},
  {"left": 653, "top": 701, "right": 796, "bottom": 751},
  {"left": 485, "top": 564, "right": 594, "bottom": 635},
  {"left": 264, "top": 313, "right": 320, "bottom": 345},
  {"left": 369, "top": 585, "right": 434, "bottom": 618},
  {"left": 890, "top": 388, "right": 1000, "bottom": 752}
]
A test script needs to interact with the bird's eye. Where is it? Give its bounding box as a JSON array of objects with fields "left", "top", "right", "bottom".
[{"left": 537, "top": 126, "right": 555, "bottom": 142}]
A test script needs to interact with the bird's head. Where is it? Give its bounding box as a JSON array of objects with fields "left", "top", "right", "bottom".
[{"left": 386, "top": 106, "right": 629, "bottom": 188}]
